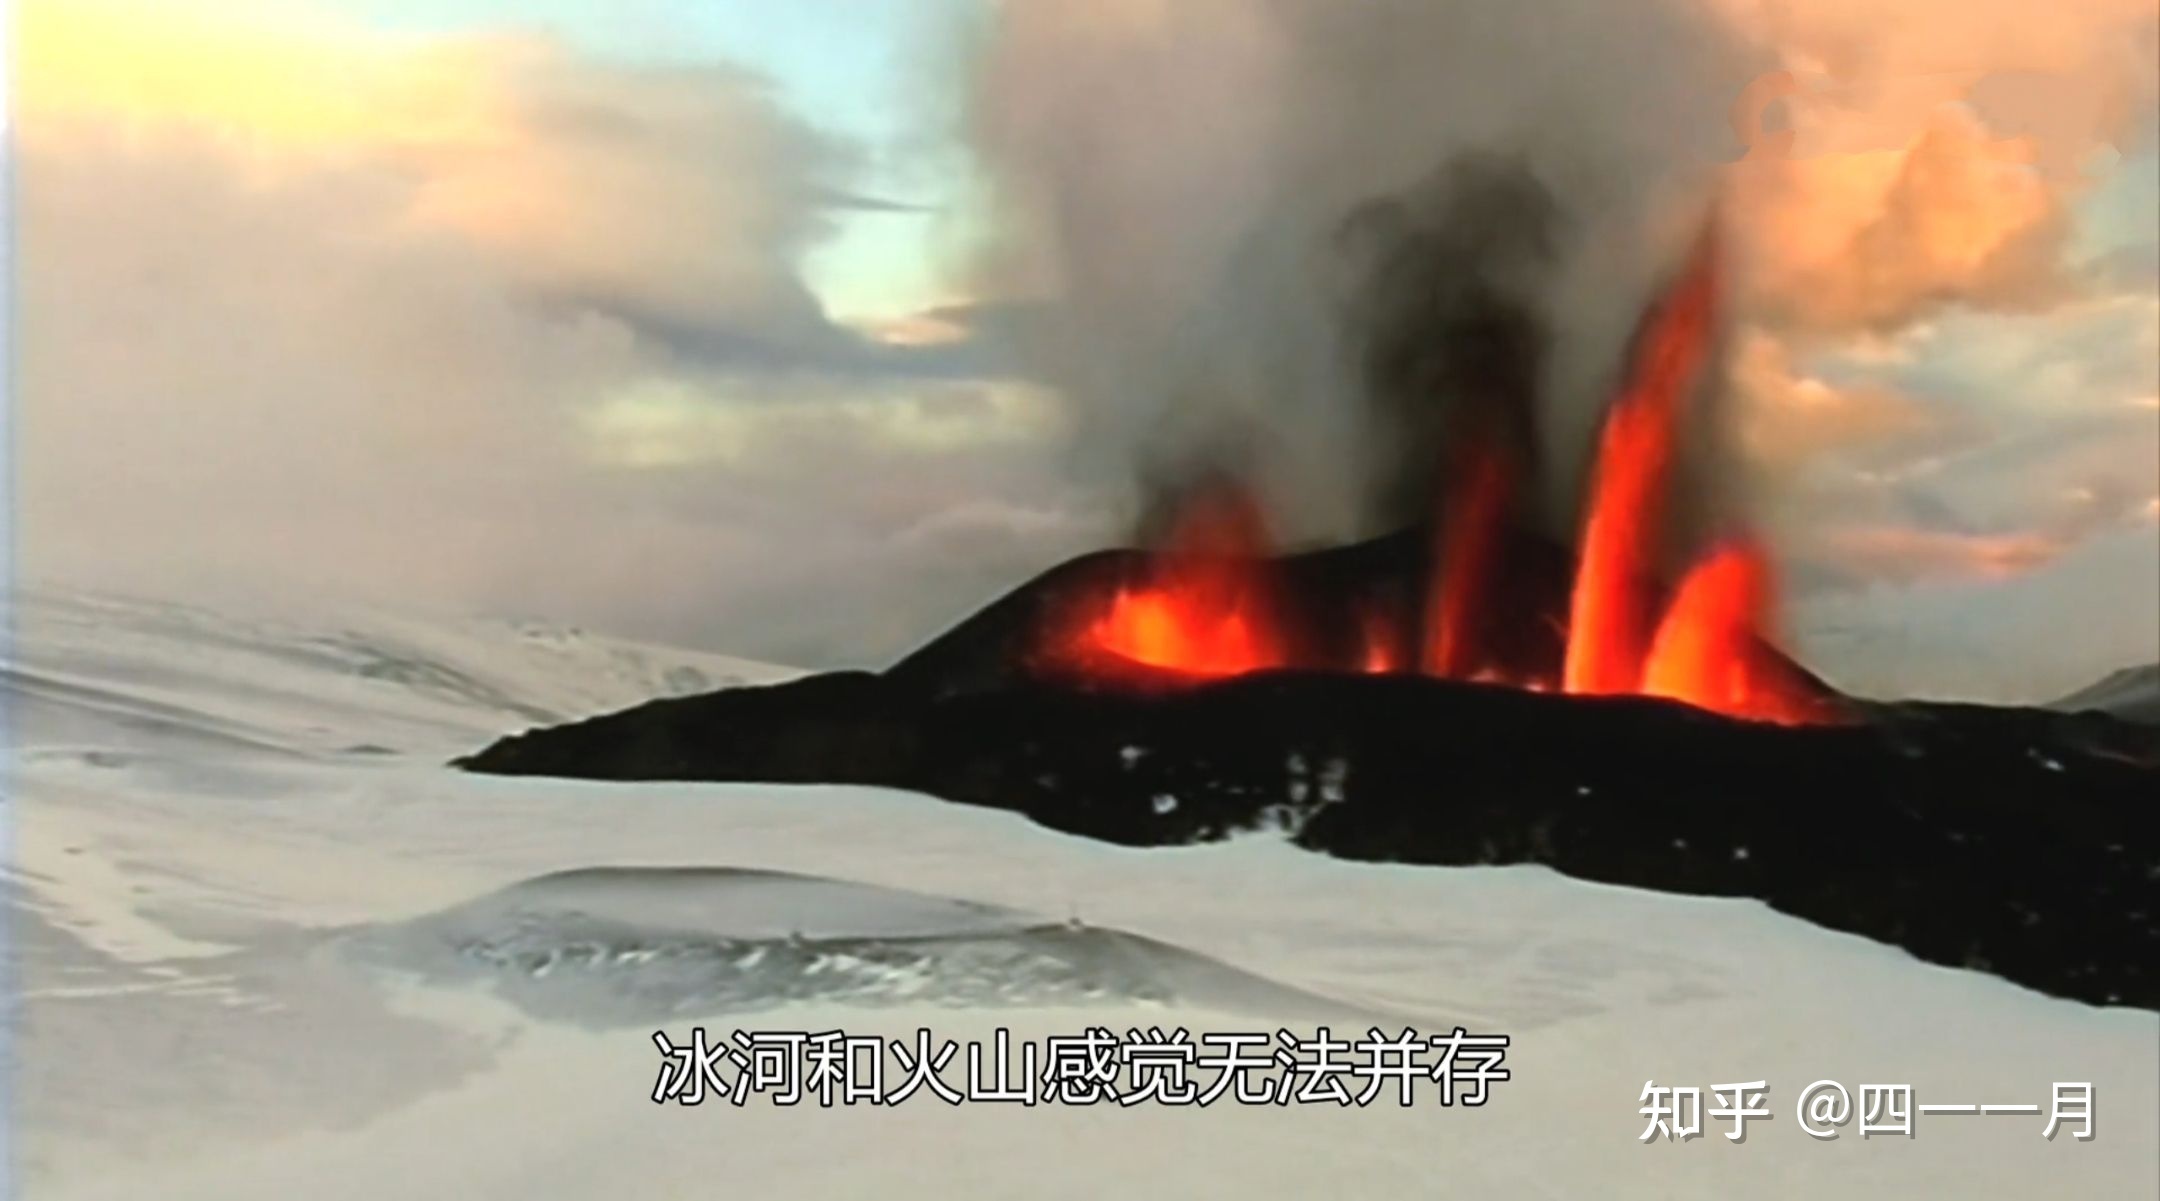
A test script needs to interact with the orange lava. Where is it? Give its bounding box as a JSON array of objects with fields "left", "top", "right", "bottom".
[
  {"left": 1084, "top": 485, "right": 1287, "bottom": 677},
  {"left": 1563, "top": 222, "right": 1719, "bottom": 696},
  {"left": 1424, "top": 439, "right": 1516, "bottom": 679},
  {"left": 1063, "top": 213, "right": 1836, "bottom": 725},
  {"left": 1090, "top": 589, "right": 1277, "bottom": 675},
  {"left": 1360, "top": 604, "right": 1404, "bottom": 674},
  {"left": 1641, "top": 539, "right": 1823, "bottom": 725}
]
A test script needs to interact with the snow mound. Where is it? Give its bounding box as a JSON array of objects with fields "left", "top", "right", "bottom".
[{"left": 335, "top": 866, "right": 1372, "bottom": 1027}]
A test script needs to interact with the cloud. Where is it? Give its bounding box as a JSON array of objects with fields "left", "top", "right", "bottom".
[
  {"left": 1701, "top": 0, "right": 2157, "bottom": 87},
  {"left": 15, "top": 0, "right": 2153, "bottom": 688},
  {"left": 29, "top": 0, "right": 880, "bottom": 358},
  {"left": 1813, "top": 525, "right": 2072, "bottom": 583},
  {"left": 1797, "top": 477, "right": 2149, "bottom": 587},
  {"left": 1689, "top": 2, "right": 2157, "bottom": 684},
  {"left": 1728, "top": 107, "right": 2078, "bottom": 334},
  {"left": 1793, "top": 520, "right": 2159, "bottom": 702},
  {"left": 1728, "top": 327, "right": 1952, "bottom": 471},
  {"left": 14, "top": 0, "right": 1086, "bottom": 667},
  {"left": 576, "top": 374, "right": 1066, "bottom": 469},
  {"left": 1754, "top": 297, "right": 2159, "bottom": 604}
]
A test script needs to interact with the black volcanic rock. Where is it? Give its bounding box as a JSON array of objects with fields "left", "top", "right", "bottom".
[
  {"left": 459, "top": 663, "right": 2160, "bottom": 1011},
  {"left": 455, "top": 527, "right": 2157, "bottom": 1010}
]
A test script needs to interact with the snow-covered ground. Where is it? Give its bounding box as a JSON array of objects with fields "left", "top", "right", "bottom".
[{"left": 6, "top": 587, "right": 2155, "bottom": 1199}]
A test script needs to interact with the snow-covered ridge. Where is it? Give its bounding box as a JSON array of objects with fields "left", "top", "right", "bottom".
[
  {"left": 5, "top": 586, "right": 797, "bottom": 759},
  {"left": 2049, "top": 662, "right": 2160, "bottom": 725}
]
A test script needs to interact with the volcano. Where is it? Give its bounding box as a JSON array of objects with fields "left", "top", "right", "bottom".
[
  {"left": 963, "top": 225, "right": 1841, "bottom": 727},
  {"left": 457, "top": 219, "right": 2160, "bottom": 1010}
]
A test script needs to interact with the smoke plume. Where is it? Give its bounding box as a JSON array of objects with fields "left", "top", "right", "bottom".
[{"left": 967, "top": 0, "right": 1767, "bottom": 549}]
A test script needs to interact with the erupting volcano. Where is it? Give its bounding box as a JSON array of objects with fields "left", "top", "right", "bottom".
[
  {"left": 458, "top": 192, "right": 2160, "bottom": 1015},
  {"left": 1055, "top": 223, "right": 1833, "bottom": 726}
]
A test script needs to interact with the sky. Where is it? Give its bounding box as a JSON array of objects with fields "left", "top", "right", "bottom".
[
  {"left": 11, "top": 0, "right": 2158, "bottom": 700},
  {"left": 313, "top": 0, "right": 988, "bottom": 321}
]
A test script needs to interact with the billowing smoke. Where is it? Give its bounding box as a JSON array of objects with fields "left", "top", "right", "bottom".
[
  {"left": 1332, "top": 152, "right": 1560, "bottom": 530},
  {"left": 967, "top": 0, "right": 1768, "bottom": 549}
]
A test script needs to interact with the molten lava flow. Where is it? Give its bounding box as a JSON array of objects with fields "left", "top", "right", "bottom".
[
  {"left": 1640, "top": 539, "right": 1822, "bottom": 725},
  {"left": 1360, "top": 604, "right": 1404, "bottom": 674},
  {"left": 1424, "top": 439, "right": 1516, "bottom": 679},
  {"left": 1083, "top": 486, "right": 1287, "bottom": 677},
  {"left": 1091, "top": 590, "right": 1276, "bottom": 675},
  {"left": 1563, "top": 223, "right": 1720, "bottom": 697}
]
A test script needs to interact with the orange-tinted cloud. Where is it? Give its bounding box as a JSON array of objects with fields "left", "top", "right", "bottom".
[
  {"left": 14, "top": 0, "right": 1083, "bottom": 668},
  {"left": 1811, "top": 524, "right": 2070, "bottom": 582},
  {"left": 17, "top": 0, "right": 848, "bottom": 344},
  {"left": 1712, "top": 0, "right": 2154, "bottom": 333},
  {"left": 1727, "top": 327, "right": 1947, "bottom": 469},
  {"left": 1729, "top": 108, "right": 2076, "bottom": 333},
  {"left": 1787, "top": 454, "right": 2157, "bottom": 588},
  {"left": 16, "top": 0, "right": 514, "bottom": 161}
]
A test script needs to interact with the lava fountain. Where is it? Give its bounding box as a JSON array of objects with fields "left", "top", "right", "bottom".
[
  {"left": 1563, "top": 223, "right": 1720, "bottom": 698},
  {"left": 1059, "top": 218, "right": 1836, "bottom": 726}
]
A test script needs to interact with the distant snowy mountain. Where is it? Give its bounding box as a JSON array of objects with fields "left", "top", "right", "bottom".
[{"left": 2049, "top": 663, "right": 2160, "bottom": 725}]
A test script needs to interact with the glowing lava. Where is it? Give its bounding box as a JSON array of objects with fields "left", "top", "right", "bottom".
[
  {"left": 1064, "top": 214, "right": 1837, "bottom": 725},
  {"left": 1361, "top": 604, "right": 1404, "bottom": 674},
  {"left": 1424, "top": 437, "right": 1518, "bottom": 680},
  {"left": 1089, "top": 590, "right": 1277, "bottom": 676},
  {"left": 1554, "top": 220, "right": 1828, "bottom": 724},
  {"left": 1563, "top": 223, "right": 1719, "bottom": 696},
  {"left": 1641, "top": 539, "right": 1823, "bottom": 725},
  {"left": 1083, "top": 486, "right": 1287, "bottom": 677}
]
